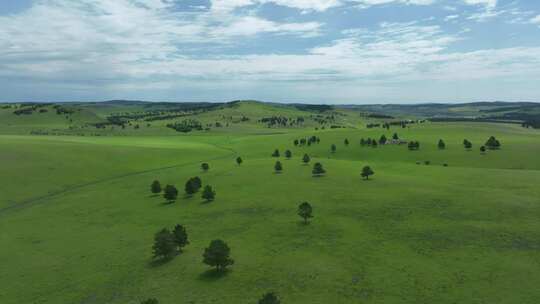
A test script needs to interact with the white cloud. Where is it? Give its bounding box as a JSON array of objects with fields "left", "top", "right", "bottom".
[
  {"left": 462, "top": 0, "right": 497, "bottom": 9},
  {"left": 531, "top": 15, "right": 540, "bottom": 25}
]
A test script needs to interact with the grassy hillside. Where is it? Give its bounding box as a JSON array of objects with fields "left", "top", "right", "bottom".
[{"left": 1, "top": 101, "right": 540, "bottom": 304}]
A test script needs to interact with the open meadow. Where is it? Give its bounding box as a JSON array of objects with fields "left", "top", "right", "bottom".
[{"left": 1, "top": 101, "right": 540, "bottom": 304}]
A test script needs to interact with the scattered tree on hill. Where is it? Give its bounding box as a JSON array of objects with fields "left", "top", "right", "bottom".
[
  {"left": 152, "top": 228, "right": 176, "bottom": 259},
  {"left": 302, "top": 153, "right": 311, "bottom": 165},
  {"left": 344, "top": 138, "right": 349, "bottom": 146},
  {"left": 485, "top": 136, "right": 501, "bottom": 150},
  {"left": 202, "top": 185, "right": 216, "bottom": 202},
  {"left": 463, "top": 139, "right": 472, "bottom": 150},
  {"left": 203, "top": 239, "right": 234, "bottom": 271},
  {"left": 163, "top": 185, "right": 178, "bottom": 203},
  {"left": 293, "top": 139, "right": 299, "bottom": 146},
  {"left": 438, "top": 139, "right": 446, "bottom": 150},
  {"left": 480, "top": 146, "right": 486, "bottom": 154},
  {"left": 393, "top": 133, "right": 399, "bottom": 140},
  {"left": 360, "top": 138, "right": 366, "bottom": 146},
  {"left": 258, "top": 292, "right": 280, "bottom": 304},
  {"left": 361, "top": 166, "right": 374, "bottom": 180},
  {"left": 185, "top": 177, "right": 202, "bottom": 196},
  {"left": 312, "top": 162, "right": 326, "bottom": 176},
  {"left": 172, "top": 224, "right": 189, "bottom": 251},
  {"left": 379, "top": 135, "right": 387, "bottom": 145},
  {"left": 274, "top": 161, "right": 283, "bottom": 173},
  {"left": 408, "top": 141, "right": 420, "bottom": 150},
  {"left": 285, "top": 150, "right": 292, "bottom": 159},
  {"left": 140, "top": 298, "right": 159, "bottom": 304},
  {"left": 331, "top": 144, "right": 336, "bottom": 153},
  {"left": 371, "top": 140, "right": 378, "bottom": 148},
  {"left": 272, "top": 149, "right": 280, "bottom": 157},
  {"left": 236, "top": 157, "right": 243, "bottom": 165},
  {"left": 201, "top": 163, "right": 210, "bottom": 172},
  {"left": 151, "top": 180, "right": 162, "bottom": 195},
  {"left": 298, "top": 202, "right": 313, "bottom": 224}
]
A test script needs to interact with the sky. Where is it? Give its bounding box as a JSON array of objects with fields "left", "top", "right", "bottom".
[{"left": 0, "top": 0, "right": 539, "bottom": 104}]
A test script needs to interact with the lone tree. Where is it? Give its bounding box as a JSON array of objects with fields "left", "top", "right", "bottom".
[
  {"left": 163, "top": 185, "right": 178, "bottom": 203},
  {"left": 236, "top": 156, "right": 243, "bottom": 165},
  {"left": 293, "top": 139, "right": 299, "bottom": 146},
  {"left": 302, "top": 153, "right": 311, "bottom": 165},
  {"left": 272, "top": 149, "right": 280, "bottom": 157},
  {"left": 438, "top": 139, "right": 446, "bottom": 149},
  {"left": 408, "top": 141, "right": 420, "bottom": 150},
  {"left": 201, "top": 163, "right": 210, "bottom": 172},
  {"left": 298, "top": 202, "right": 313, "bottom": 224},
  {"left": 151, "top": 180, "right": 162, "bottom": 195},
  {"left": 485, "top": 136, "right": 501, "bottom": 150},
  {"left": 274, "top": 161, "right": 283, "bottom": 173},
  {"left": 185, "top": 177, "right": 202, "bottom": 196},
  {"left": 202, "top": 185, "right": 216, "bottom": 202},
  {"left": 361, "top": 166, "right": 374, "bottom": 180},
  {"left": 463, "top": 139, "right": 472, "bottom": 150},
  {"left": 480, "top": 146, "right": 486, "bottom": 154},
  {"left": 172, "top": 224, "right": 189, "bottom": 251},
  {"left": 152, "top": 228, "right": 176, "bottom": 259},
  {"left": 203, "top": 239, "right": 234, "bottom": 271},
  {"left": 140, "top": 298, "right": 159, "bottom": 304},
  {"left": 393, "top": 133, "right": 399, "bottom": 140},
  {"left": 312, "top": 162, "right": 326, "bottom": 176},
  {"left": 344, "top": 138, "right": 349, "bottom": 146},
  {"left": 258, "top": 292, "right": 281, "bottom": 304},
  {"left": 285, "top": 150, "right": 292, "bottom": 159},
  {"left": 331, "top": 144, "right": 337, "bottom": 153},
  {"left": 379, "top": 135, "right": 387, "bottom": 145}
]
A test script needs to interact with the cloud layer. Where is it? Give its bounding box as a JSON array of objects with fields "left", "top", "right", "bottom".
[{"left": 0, "top": 0, "right": 539, "bottom": 103}]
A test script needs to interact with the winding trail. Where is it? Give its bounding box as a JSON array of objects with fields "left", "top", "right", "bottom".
[{"left": 0, "top": 142, "right": 237, "bottom": 216}]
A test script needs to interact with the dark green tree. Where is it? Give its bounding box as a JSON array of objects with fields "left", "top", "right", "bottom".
[
  {"left": 163, "top": 185, "right": 178, "bottom": 203},
  {"left": 172, "top": 224, "right": 189, "bottom": 251},
  {"left": 298, "top": 202, "right": 313, "bottom": 224},
  {"left": 274, "top": 161, "right": 283, "bottom": 173},
  {"left": 312, "top": 162, "right": 326, "bottom": 176},
  {"left": 293, "top": 139, "right": 299, "bottom": 146},
  {"left": 258, "top": 292, "right": 280, "bottom": 304},
  {"left": 344, "top": 138, "right": 349, "bottom": 146},
  {"left": 438, "top": 139, "right": 446, "bottom": 149},
  {"left": 331, "top": 144, "right": 336, "bottom": 153},
  {"left": 201, "top": 163, "right": 210, "bottom": 171},
  {"left": 285, "top": 150, "right": 292, "bottom": 159},
  {"left": 408, "top": 141, "right": 420, "bottom": 150},
  {"left": 393, "top": 133, "right": 399, "bottom": 140},
  {"left": 463, "top": 139, "right": 472, "bottom": 150},
  {"left": 302, "top": 153, "right": 310, "bottom": 165},
  {"left": 371, "top": 140, "right": 378, "bottom": 148},
  {"left": 185, "top": 177, "right": 202, "bottom": 196},
  {"left": 202, "top": 185, "right": 216, "bottom": 202},
  {"left": 236, "top": 156, "right": 243, "bottom": 165},
  {"left": 152, "top": 228, "right": 176, "bottom": 259},
  {"left": 140, "top": 298, "right": 159, "bottom": 304},
  {"left": 360, "top": 138, "right": 366, "bottom": 146},
  {"left": 202, "top": 239, "right": 234, "bottom": 271},
  {"left": 379, "top": 135, "right": 387, "bottom": 145},
  {"left": 480, "top": 146, "right": 486, "bottom": 154},
  {"left": 361, "top": 166, "right": 374, "bottom": 180},
  {"left": 272, "top": 149, "right": 280, "bottom": 157},
  {"left": 485, "top": 136, "right": 501, "bottom": 149},
  {"left": 151, "top": 180, "right": 162, "bottom": 195}
]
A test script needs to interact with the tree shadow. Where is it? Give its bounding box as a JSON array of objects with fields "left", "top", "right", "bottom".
[
  {"left": 148, "top": 255, "right": 176, "bottom": 268},
  {"left": 160, "top": 200, "right": 176, "bottom": 206},
  {"left": 297, "top": 221, "right": 311, "bottom": 226},
  {"left": 198, "top": 269, "right": 231, "bottom": 282},
  {"left": 148, "top": 194, "right": 161, "bottom": 198}
]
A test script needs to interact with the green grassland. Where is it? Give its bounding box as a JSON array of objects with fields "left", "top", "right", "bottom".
[{"left": 1, "top": 101, "right": 540, "bottom": 304}]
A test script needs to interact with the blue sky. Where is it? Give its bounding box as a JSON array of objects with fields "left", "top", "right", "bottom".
[{"left": 1, "top": 0, "right": 539, "bottom": 104}]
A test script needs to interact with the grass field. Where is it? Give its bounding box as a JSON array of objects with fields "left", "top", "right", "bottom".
[{"left": 1, "top": 101, "right": 540, "bottom": 304}]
